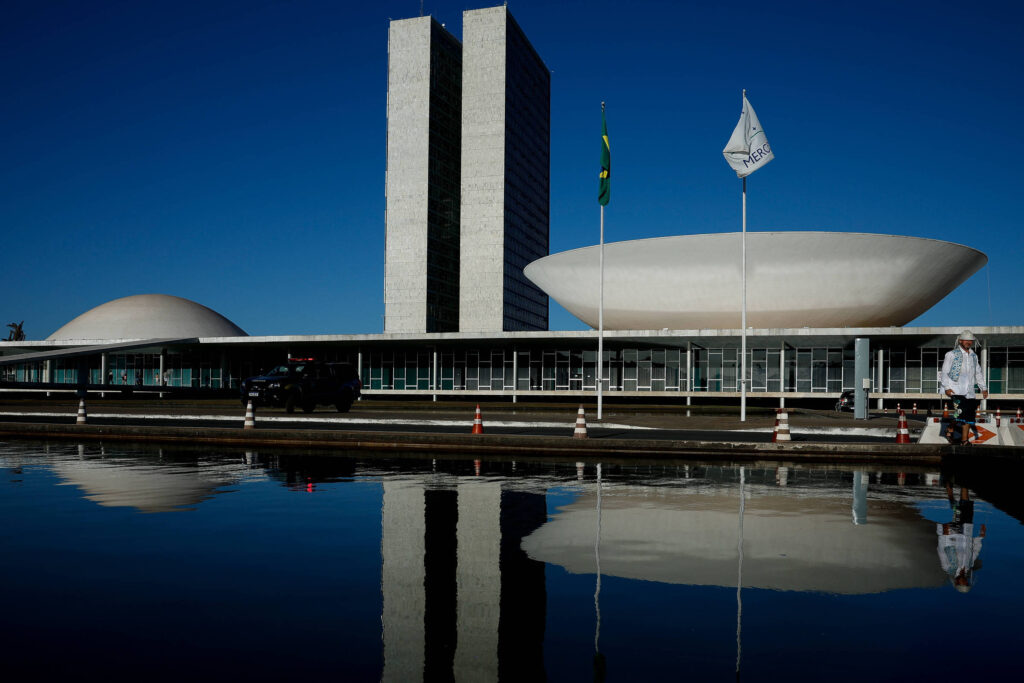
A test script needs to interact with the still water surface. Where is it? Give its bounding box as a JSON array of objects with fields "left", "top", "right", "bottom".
[{"left": 2, "top": 440, "right": 1022, "bottom": 681}]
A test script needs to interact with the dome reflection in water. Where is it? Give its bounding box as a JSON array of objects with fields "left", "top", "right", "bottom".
[{"left": 0, "top": 442, "right": 1019, "bottom": 681}]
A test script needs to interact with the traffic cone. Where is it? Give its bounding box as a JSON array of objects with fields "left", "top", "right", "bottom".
[
  {"left": 996, "top": 407, "right": 1001, "bottom": 427},
  {"left": 942, "top": 403, "right": 949, "bottom": 419},
  {"left": 912, "top": 402, "right": 917, "bottom": 415},
  {"left": 76, "top": 398, "right": 87, "bottom": 425},
  {"left": 243, "top": 400, "right": 255, "bottom": 429},
  {"left": 573, "top": 405, "right": 588, "bottom": 439},
  {"left": 474, "top": 459, "right": 481, "bottom": 476},
  {"left": 1016, "top": 407, "right": 1022, "bottom": 423},
  {"left": 775, "top": 409, "right": 791, "bottom": 442},
  {"left": 897, "top": 402, "right": 901, "bottom": 413},
  {"left": 895, "top": 409, "right": 911, "bottom": 444},
  {"left": 771, "top": 409, "right": 780, "bottom": 443},
  {"left": 471, "top": 405, "right": 484, "bottom": 434}
]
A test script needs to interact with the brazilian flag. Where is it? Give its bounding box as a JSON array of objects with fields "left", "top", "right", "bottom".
[{"left": 598, "top": 108, "right": 610, "bottom": 206}]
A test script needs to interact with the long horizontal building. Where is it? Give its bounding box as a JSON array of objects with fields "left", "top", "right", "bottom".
[{"left": 3, "top": 310, "right": 1022, "bottom": 408}]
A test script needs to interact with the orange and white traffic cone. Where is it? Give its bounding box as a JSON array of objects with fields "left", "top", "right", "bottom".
[
  {"left": 76, "top": 397, "right": 88, "bottom": 425},
  {"left": 573, "top": 405, "right": 588, "bottom": 439},
  {"left": 474, "top": 459, "right": 481, "bottom": 476},
  {"left": 912, "top": 402, "right": 918, "bottom": 415},
  {"left": 1016, "top": 407, "right": 1022, "bottom": 423},
  {"left": 943, "top": 403, "right": 949, "bottom": 420},
  {"left": 243, "top": 400, "right": 255, "bottom": 429},
  {"left": 996, "top": 407, "right": 1001, "bottom": 427},
  {"left": 897, "top": 402, "right": 901, "bottom": 413},
  {"left": 471, "top": 404, "right": 484, "bottom": 434},
  {"left": 895, "top": 409, "right": 911, "bottom": 444},
  {"left": 775, "top": 409, "right": 791, "bottom": 442}
]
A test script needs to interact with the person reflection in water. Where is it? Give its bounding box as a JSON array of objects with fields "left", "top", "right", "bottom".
[{"left": 937, "top": 483, "right": 986, "bottom": 593}]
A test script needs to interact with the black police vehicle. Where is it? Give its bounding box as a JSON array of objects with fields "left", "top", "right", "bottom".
[{"left": 241, "top": 358, "right": 361, "bottom": 413}]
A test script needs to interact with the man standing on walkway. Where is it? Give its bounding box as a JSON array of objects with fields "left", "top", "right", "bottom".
[{"left": 940, "top": 330, "right": 988, "bottom": 445}]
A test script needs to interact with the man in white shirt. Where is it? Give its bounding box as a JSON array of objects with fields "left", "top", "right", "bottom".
[{"left": 939, "top": 330, "right": 988, "bottom": 445}]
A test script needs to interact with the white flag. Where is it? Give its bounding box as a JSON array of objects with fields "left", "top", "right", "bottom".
[{"left": 723, "top": 94, "right": 774, "bottom": 178}]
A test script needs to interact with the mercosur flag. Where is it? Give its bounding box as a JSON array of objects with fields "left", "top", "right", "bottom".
[
  {"left": 723, "top": 94, "right": 774, "bottom": 178},
  {"left": 598, "top": 108, "right": 610, "bottom": 206}
]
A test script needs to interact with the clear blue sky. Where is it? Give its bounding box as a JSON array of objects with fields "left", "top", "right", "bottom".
[{"left": 3, "top": 0, "right": 1021, "bottom": 339}]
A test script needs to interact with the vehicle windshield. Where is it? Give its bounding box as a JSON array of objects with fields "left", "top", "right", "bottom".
[{"left": 266, "top": 364, "right": 302, "bottom": 376}]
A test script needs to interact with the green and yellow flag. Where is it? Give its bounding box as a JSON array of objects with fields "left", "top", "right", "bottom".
[{"left": 598, "top": 106, "right": 610, "bottom": 206}]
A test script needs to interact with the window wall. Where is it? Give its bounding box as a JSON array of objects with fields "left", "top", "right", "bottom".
[{"left": 6, "top": 340, "right": 1024, "bottom": 396}]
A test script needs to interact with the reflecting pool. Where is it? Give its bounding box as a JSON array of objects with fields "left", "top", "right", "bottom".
[{"left": 2, "top": 440, "right": 1022, "bottom": 681}]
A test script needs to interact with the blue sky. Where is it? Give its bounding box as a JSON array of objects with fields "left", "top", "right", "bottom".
[{"left": 3, "top": 0, "right": 1021, "bottom": 339}]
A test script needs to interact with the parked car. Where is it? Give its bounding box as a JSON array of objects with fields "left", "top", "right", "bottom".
[
  {"left": 241, "top": 359, "right": 361, "bottom": 413},
  {"left": 835, "top": 390, "right": 856, "bottom": 412}
]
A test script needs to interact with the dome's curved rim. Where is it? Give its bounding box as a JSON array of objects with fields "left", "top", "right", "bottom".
[
  {"left": 537, "top": 231, "right": 986, "bottom": 261},
  {"left": 47, "top": 294, "right": 248, "bottom": 341}
]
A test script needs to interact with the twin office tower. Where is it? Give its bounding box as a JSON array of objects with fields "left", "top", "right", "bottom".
[{"left": 385, "top": 6, "right": 550, "bottom": 333}]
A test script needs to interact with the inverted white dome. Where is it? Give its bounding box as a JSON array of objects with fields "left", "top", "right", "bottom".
[
  {"left": 524, "top": 232, "right": 987, "bottom": 329},
  {"left": 48, "top": 294, "right": 247, "bottom": 340}
]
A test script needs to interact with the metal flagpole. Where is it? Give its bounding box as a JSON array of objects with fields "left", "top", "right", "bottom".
[
  {"left": 599, "top": 203, "right": 604, "bottom": 420},
  {"left": 739, "top": 86, "right": 748, "bottom": 423},
  {"left": 598, "top": 102, "right": 606, "bottom": 421},
  {"left": 741, "top": 176, "right": 747, "bottom": 422}
]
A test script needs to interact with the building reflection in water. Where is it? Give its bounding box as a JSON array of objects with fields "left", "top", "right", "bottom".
[
  {"left": 2, "top": 442, "right": 974, "bottom": 678},
  {"left": 522, "top": 469, "right": 947, "bottom": 595},
  {"left": 381, "top": 479, "right": 547, "bottom": 682}
]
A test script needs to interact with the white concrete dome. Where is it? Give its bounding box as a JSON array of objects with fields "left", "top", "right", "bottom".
[
  {"left": 48, "top": 294, "right": 247, "bottom": 340},
  {"left": 524, "top": 232, "right": 987, "bottom": 329}
]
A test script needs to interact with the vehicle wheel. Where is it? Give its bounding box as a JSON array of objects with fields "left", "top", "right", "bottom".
[
  {"left": 336, "top": 390, "right": 352, "bottom": 413},
  {"left": 285, "top": 393, "right": 298, "bottom": 414}
]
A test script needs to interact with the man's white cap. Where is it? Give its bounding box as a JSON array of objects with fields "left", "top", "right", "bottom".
[{"left": 958, "top": 330, "right": 976, "bottom": 342}]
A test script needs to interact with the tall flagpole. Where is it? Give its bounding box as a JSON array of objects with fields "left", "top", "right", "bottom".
[
  {"left": 740, "top": 90, "right": 748, "bottom": 423},
  {"left": 741, "top": 176, "right": 747, "bottom": 422},
  {"left": 725, "top": 88, "right": 772, "bottom": 424},
  {"left": 599, "top": 203, "right": 604, "bottom": 420},
  {"left": 598, "top": 102, "right": 606, "bottom": 421}
]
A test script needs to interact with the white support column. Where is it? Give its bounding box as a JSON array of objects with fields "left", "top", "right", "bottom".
[
  {"left": 686, "top": 342, "right": 692, "bottom": 406},
  {"left": 159, "top": 350, "right": 166, "bottom": 399},
  {"left": 512, "top": 347, "right": 518, "bottom": 404},
  {"left": 982, "top": 346, "right": 989, "bottom": 412},
  {"left": 357, "top": 351, "right": 363, "bottom": 401},
  {"left": 876, "top": 348, "right": 885, "bottom": 411},
  {"left": 100, "top": 353, "right": 108, "bottom": 398},
  {"left": 432, "top": 348, "right": 438, "bottom": 402},
  {"left": 44, "top": 360, "right": 52, "bottom": 397},
  {"left": 779, "top": 343, "right": 786, "bottom": 409}
]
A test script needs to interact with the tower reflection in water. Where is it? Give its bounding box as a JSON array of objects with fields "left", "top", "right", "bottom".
[
  {"left": 381, "top": 479, "right": 547, "bottom": 682},
  {"left": 4, "top": 442, "right": 986, "bottom": 680}
]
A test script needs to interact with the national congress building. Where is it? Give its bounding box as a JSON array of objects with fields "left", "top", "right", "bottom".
[{"left": 2, "top": 5, "right": 1023, "bottom": 409}]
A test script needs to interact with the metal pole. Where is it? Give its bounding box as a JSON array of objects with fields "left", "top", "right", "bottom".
[
  {"left": 598, "top": 205, "right": 605, "bottom": 420},
  {"left": 740, "top": 173, "right": 747, "bottom": 422}
]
